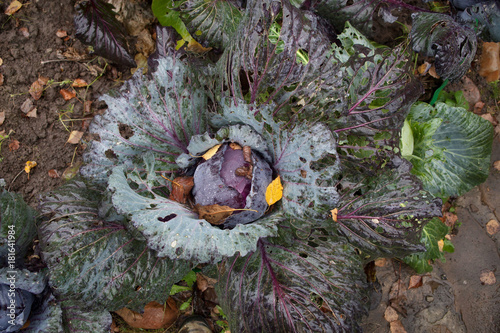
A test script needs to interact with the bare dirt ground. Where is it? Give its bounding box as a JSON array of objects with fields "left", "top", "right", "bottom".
[{"left": 1, "top": 1, "right": 499, "bottom": 332}]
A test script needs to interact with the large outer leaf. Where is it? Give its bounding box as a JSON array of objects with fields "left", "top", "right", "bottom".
[
  {"left": 74, "top": 0, "right": 136, "bottom": 67},
  {"left": 410, "top": 12, "right": 477, "bottom": 81},
  {"left": 406, "top": 101, "right": 494, "bottom": 198},
  {"left": 216, "top": 221, "right": 368, "bottom": 332},
  {"left": 107, "top": 156, "right": 280, "bottom": 264},
  {"left": 81, "top": 56, "right": 209, "bottom": 184},
  {"left": 38, "top": 179, "right": 191, "bottom": 312},
  {"left": 0, "top": 190, "right": 37, "bottom": 267}
]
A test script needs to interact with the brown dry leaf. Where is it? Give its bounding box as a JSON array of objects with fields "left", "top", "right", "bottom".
[
  {"left": 20, "top": 98, "right": 34, "bottom": 114},
  {"left": 20, "top": 27, "right": 29, "bottom": 37},
  {"left": 384, "top": 306, "right": 398, "bottom": 322},
  {"left": 196, "top": 273, "right": 216, "bottom": 293},
  {"left": 37, "top": 76, "right": 49, "bottom": 85},
  {"left": 486, "top": 219, "right": 500, "bottom": 235},
  {"left": 186, "top": 39, "right": 212, "bottom": 54},
  {"left": 408, "top": 275, "right": 423, "bottom": 289},
  {"left": 242, "top": 146, "right": 252, "bottom": 164},
  {"left": 202, "top": 144, "right": 221, "bottom": 160},
  {"left": 265, "top": 176, "right": 283, "bottom": 205},
  {"left": 115, "top": 298, "right": 178, "bottom": 329},
  {"left": 135, "top": 29, "right": 155, "bottom": 57},
  {"left": 493, "top": 160, "right": 500, "bottom": 171},
  {"left": 479, "top": 42, "right": 500, "bottom": 82},
  {"left": 72, "top": 78, "right": 88, "bottom": 87},
  {"left": 48, "top": 169, "right": 60, "bottom": 179},
  {"left": 167, "top": 176, "right": 194, "bottom": 204},
  {"left": 29, "top": 80, "right": 44, "bottom": 100},
  {"left": 235, "top": 165, "right": 252, "bottom": 179},
  {"left": 479, "top": 269, "right": 496, "bottom": 285},
  {"left": 481, "top": 113, "right": 498, "bottom": 126},
  {"left": 26, "top": 108, "right": 37, "bottom": 118},
  {"left": 229, "top": 142, "right": 242, "bottom": 150},
  {"left": 474, "top": 101, "right": 485, "bottom": 114},
  {"left": 390, "top": 320, "right": 407, "bottom": 333},
  {"left": 195, "top": 204, "right": 236, "bottom": 225},
  {"left": 443, "top": 212, "right": 458, "bottom": 228},
  {"left": 60, "top": 89, "right": 76, "bottom": 101},
  {"left": 67, "top": 131, "right": 83, "bottom": 144},
  {"left": 5, "top": 1, "right": 22, "bottom": 15},
  {"left": 428, "top": 65, "right": 439, "bottom": 79},
  {"left": 330, "top": 208, "right": 338, "bottom": 222},
  {"left": 0, "top": 111, "right": 5, "bottom": 125},
  {"left": 8, "top": 139, "right": 20, "bottom": 151},
  {"left": 84, "top": 100, "right": 92, "bottom": 114},
  {"left": 461, "top": 77, "right": 481, "bottom": 107},
  {"left": 56, "top": 29, "right": 67, "bottom": 38},
  {"left": 62, "top": 47, "right": 90, "bottom": 61},
  {"left": 0, "top": 73, "right": 4, "bottom": 86}
]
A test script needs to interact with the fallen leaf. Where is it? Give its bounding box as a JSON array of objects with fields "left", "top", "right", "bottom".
[
  {"left": 0, "top": 58, "right": 3, "bottom": 66},
  {"left": 202, "top": 144, "right": 221, "bottom": 160},
  {"left": 62, "top": 161, "right": 82, "bottom": 180},
  {"left": 390, "top": 320, "right": 407, "bottom": 333},
  {"left": 67, "top": 131, "right": 83, "bottom": 144},
  {"left": 37, "top": 76, "right": 49, "bottom": 85},
  {"left": 115, "top": 298, "right": 178, "bottom": 329},
  {"left": 486, "top": 219, "right": 500, "bottom": 235},
  {"left": 0, "top": 111, "right": 4, "bottom": 125},
  {"left": 330, "top": 208, "right": 338, "bottom": 222},
  {"left": 443, "top": 212, "right": 458, "bottom": 228},
  {"left": 474, "top": 101, "right": 485, "bottom": 114},
  {"left": 493, "top": 160, "right": 500, "bottom": 171},
  {"left": 428, "top": 65, "right": 439, "bottom": 79},
  {"left": 481, "top": 113, "right": 498, "bottom": 125},
  {"left": 56, "top": 29, "right": 67, "bottom": 38},
  {"left": 20, "top": 99, "right": 34, "bottom": 114},
  {"left": 479, "top": 269, "right": 496, "bottom": 285},
  {"left": 29, "top": 80, "right": 44, "bottom": 100},
  {"left": 167, "top": 176, "right": 194, "bottom": 204},
  {"left": 60, "top": 89, "right": 76, "bottom": 101},
  {"left": 84, "top": 100, "right": 92, "bottom": 114},
  {"left": 131, "top": 53, "right": 148, "bottom": 75},
  {"left": 196, "top": 273, "right": 216, "bottom": 293},
  {"left": 8, "top": 139, "right": 20, "bottom": 151},
  {"left": 48, "top": 169, "right": 60, "bottom": 178},
  {"left": 0, "top": 73, "right": 4, "bottom": 86},
  {"left": 195, "top": 204, "right": 235, "bottom": 225},
  {"left": 72, "top": 78, "right": 88, "bottom": 87},
  {"left": 461, "top": 77, "right": 481, "bottom": 107},
  {"left": 186, "top": 39, "right": 212, "bottom": 54},
  {"left": 229, "top": 142, "right": 242, "bottom": 150},
  {"left": 26, "top": 108, "right": 37, "bottom": 118},
  {"left": 300, "top": 169, "right": 307, "bottom": 178},
  {"left": 135, "top": 29, "right": 155, "bottom": 57},
  {"left": 235, "top": 165, "right": 253, "bottom": 179},
  {"left": 242, "top": 146, "right": 252, "bottom": 164},
  {"left": 5, "top": 1, "right": 22, "bottom": 15},
  {"left": 19, "top": 27, "right": 29, "bottom": 37},
  {"left": 265, "top": 176, "right": 283, "bottom": 205},
  {"left": 479, "top": 42, "right": 500, "bottom": 82},
  {"left": 408, "top": 275, "right": 423, "bottom": 289},
  {"left": 374, "top": 258, "right": 388, "bottom": 267},
  {"left": 25, "top": 161, "right": 37, "bottom": 175},
  {"left": 384, "top": 306, "right": 398, "bottom": 322},
  {"left": 437, "top": 239, "right": 444, "bottom": 252}
]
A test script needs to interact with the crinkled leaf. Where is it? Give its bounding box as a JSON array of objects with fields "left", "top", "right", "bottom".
[
  {"left": 410, "top": 12, "right": 477, "bottom": 81},
  {"left": 458, "top": 1, "right": 500, "bottom": 42},
  {"left": 38, "top": 179, "right": 190, "bottom": 312},
  {"left": 74, "top": 0, "right": 136, "bottom": 67},
  {"left": 107, "top": 159, "right": 279, "bottom": 264},
  {"left": 403, "top": 217, "right": 452, "bottom": 273},
  {"left": 406, "top": 101, "right": 493, "bottom": 198},
  {"left": 153, "top": 0, "right": 243, "bottom": 50},
  {"left": 335, "top": 156, "right": 442, "bottom": 258},
  {"left": 216, "top": 221, "right": 368, "bottom": 332},
  {"left": 81, "top": 56, "right": 208, "bottom": 184},
  {"left": 0, "top": 190, "right": 37, "bottom": 267}
]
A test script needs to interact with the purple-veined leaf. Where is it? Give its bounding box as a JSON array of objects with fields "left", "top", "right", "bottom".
[
  {"left": 38, "top": 179, "right": 192, "bottom": 312},
  {"left": 81, "top": 56, "right": 209, "bottom": 184},
  {"left": 74, "top": 0, "right": 136, "bottom": 67},
  {"left": 216, "top": 221, "right": 368, "bottom": 332}
]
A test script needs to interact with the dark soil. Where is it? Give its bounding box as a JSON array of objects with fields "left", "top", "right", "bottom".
[{"left": 1, "top": 1, "right": 499, "bottom": 333}]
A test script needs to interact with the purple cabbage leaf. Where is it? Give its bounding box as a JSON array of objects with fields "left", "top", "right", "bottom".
[
  {"left": 74, "top": 0, "right": 136, "bottom": 67},
  {"left": 216, "top": 221, "right": 368, "bottom": 332},
  {"left": 38, "top": 179, "right": 192, "bottom": 312}
]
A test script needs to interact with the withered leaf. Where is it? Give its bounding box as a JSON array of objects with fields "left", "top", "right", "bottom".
[
  {"left": 0, "top": 111, "right": 5, "bottom": 125},
  {"left": 330, "top": 208, "right": 338, "bottom": 222},
  {"left": 48, "top": 169, "right": 60, "bottom": 178},
  {"left": 56, "top": 29, "right": 67, "bottom": 38},
  {"left": 84, "top": 100, "right": 92, "bottom": 114},
  {"left": 265, "top": 176, "right": 283, "bottom": 206},
  {"left": 5, "top": 1, "right": 22, "bottom": 15},
  {"left": 8, "top": 139, "right": 20, "bottom": 151},
  {"left": 29, "top": 80, "right": 44, "bottom": 100},
  {"left": 242, "top": 146, "right": 252, "bottom": 164},
  {"left": 67, "top": 131, "right": 83, "bottom": 144},
  {"left": 37, "top": 76, "right": 49, "bottom": 85},
  {"left": 60, "top": 88, "right": 76, "bottom": 101},
  {"left": 20, "top": 27, "right": 29, "bottom": 37},
  {"left": 195, "top": 204, "right": 235, "bottom": 225},
  {"left": 168, "top": 176, "right": 194, "bottom": 204},
  {"left": 115, "top": 298, "right": 178, "bottom": 329},
  {"left": 479, "top": 42, "right": 500, "bottom": 82},
  {"left": 486, "top": 219, "right": 499, "bottom": 235},
  {"left": 235, "top": 165, "right": 252, "bottom": 179},
  {"left": 202, "top": 144, "right": 221, "bottom": 160},
  {"left": 229, "top": 142, "right": 242, "bottom": 150},
  {"left": 72, "top": 78, "right": 88, "bottom": 87},
  {"left": 26, "top": 108, "right": 37, "bottom": 118},
  {"left": 20, "top": 98, "right": 34, "bottom": 114},
  {"left": 408, "top": 275, "right": 423, "bottom": 289}
]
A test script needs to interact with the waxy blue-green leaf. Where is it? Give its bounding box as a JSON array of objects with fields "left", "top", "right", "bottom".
[
  {"left": 39, "top": 179, "right": 190, "bottom": 312},
  {"left": 406, "top": 101, "right": 494, "bottom": 198}
]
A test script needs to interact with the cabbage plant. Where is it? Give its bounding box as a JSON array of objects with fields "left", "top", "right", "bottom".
[{"left": 37, "top": 0, "right": 450, "bottom": 331}]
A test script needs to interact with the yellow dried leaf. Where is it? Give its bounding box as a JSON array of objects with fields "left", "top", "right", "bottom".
[
  {"left": 186, "top": 39, "right": 212, "bottom": 54},
  {"left": 5, "top": 1, "right": 22, "bottom": 15},
  {"left": 437, "top": 239, "right": 444, "bottom": 252},
  {"left": 265, "top": 176, "right": 283, "bottom": 206},
  {"left": 331, "top": 208, "right": 338, "bottom": 222},
  {"left": 25, "top": 161, "right": 37, "bottom": 174},
  {"left": 67, "top": 131, "right": 83, "bottom": 144},
  {"left": 202, "top": 144, "right": 221, "bottom": 160}
]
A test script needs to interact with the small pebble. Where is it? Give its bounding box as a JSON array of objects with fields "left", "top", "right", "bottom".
[{"left": 425, "top": 295, "right": 434, "bottom": 302}]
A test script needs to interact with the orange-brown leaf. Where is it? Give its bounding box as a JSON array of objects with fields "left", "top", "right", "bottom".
[
  {"left": 8, "top": 139, "right": 20, "bottom": 151},
  {"left": 60, "top": 88, "right": 76, "bottom": 101},
  {"left": 168, "top": 176, "right": 194, "bottom": 204},
  {"left": 331, "top": 208, "right": 338, "bottom": 222},
  {"left": 67, "top": 131, "right": 83, "bottom": 144},
  {"left": 48, "top": 169, "right": 60, "bottom": 179},
  {"left": 242, "top": 146, "right": 252, "bottom": 164},
  {"left": 195, "top": 204, "right": 235, "bottom": 225},
  {"left": 5, "top": 1, "right": 22, "bottom": 15},
  {"left": 29, "top": 80, "right": 44, "bottom": 100},
  {"left": 115, "top": 298, "right": 178, "bottom": 329},
  {"left": 72, "top": 78, "right": 88, "bottom": 87},
  {"left": 56, "top": 29, "right": 67, "bottom": 38}
]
